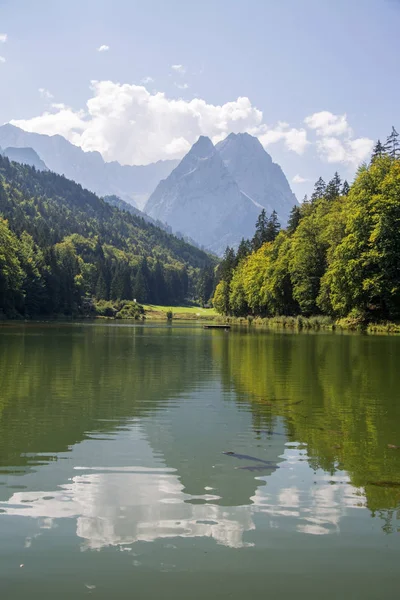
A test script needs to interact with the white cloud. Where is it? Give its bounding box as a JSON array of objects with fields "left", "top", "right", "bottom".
[
  {"left": 174, "top": 82, "right": 189, "bottom": 90},
  {"left": 0, "top": 56, "right": 5, "bottom": 63},
  {"left": 171, "top": 64, "right": 186, "bottom": 75},
  {"left": 11, "top": 81, "right": 271, "bottom": 164},
  {"left": 141, "top": 76, "right": 154, "bottom": 84},
  {"left": 97, "top": 45, "right": 109, "bottom": 52},
  {"left": 304, "top": 111, "right": 350, "bottom": 137},
  {"left": 292, "top": 174, "right": 309, "bottom": 184},
  {"left": 12, "top": 103, "right": 86, "bottom": 145},
  {"left": 164, "top": 137, "right": 191, "bottom": 156},
  {"left": 0, "top": 33, "right": 7, "bottom": 43},
  {"left": 11, "top": 80, "right": 370, "bottom": 167},
  {"left": 305, "top": 110, "right": 373, "bottom": 166},
  {"left": 38, "top": 88, "right": 54, "bottom": 100},
  {"left": 258, "top": 122, "right": 309, "bottom": 155},
  {"left": 316, "top": 136, "right": 373, "bottom": 166}
]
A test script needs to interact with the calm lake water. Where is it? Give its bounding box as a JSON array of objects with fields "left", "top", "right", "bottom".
[{"left": 1, "top": 322, "right": 400, "bottom": 599}]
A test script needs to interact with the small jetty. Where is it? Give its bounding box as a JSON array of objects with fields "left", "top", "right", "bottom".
[{"left": 203, "top": 324, "right": 231, "bottom": 330}]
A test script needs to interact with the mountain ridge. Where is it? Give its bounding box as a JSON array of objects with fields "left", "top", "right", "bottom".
[
  {"left": 1, "top": 146, "right": 49, "bottom": 171},
  {"left": 0, "top": 124, "right": 179, "bottom": 208},
  {"left": 145, "top": 133, "right": 297, "bottom": 254}
]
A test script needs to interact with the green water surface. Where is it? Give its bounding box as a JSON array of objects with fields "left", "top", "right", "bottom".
[{"left": 0, "top": 322, "right": 400, "bottom": 598}]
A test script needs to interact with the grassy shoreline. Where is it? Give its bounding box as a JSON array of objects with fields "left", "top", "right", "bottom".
[
  {"left": 143, "top": 304, "right": 218, "bottom": 320},
  {"left": 213, "top": 313, "right": 400, "bottom": 334},
  {"left": 2, "top": 303, "right": 399, "bottom": 333}
]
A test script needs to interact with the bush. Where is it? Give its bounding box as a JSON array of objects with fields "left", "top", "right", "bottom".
[{"left": 94, "top": 299, "right": 144, "bottom": 319}]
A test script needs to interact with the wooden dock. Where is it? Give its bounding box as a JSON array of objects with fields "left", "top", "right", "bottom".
[{"left": 203, "top": 324, "right": 231, "bottom": 330}]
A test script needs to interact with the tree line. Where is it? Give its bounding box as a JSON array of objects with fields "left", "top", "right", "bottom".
[
  {"left": 213, "top": 127, "right": 400, "bottom": 323},
  {"left": 0, "top": 155, "right": 214, "bottom": 317}
]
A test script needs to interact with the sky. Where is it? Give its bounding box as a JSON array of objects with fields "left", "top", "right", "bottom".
[{"left": 0, "top": 0, "right": 399, "bottom": 199}]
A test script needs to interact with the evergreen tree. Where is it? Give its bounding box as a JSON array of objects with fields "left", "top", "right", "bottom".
[
  {"left": 133, "top": 259, "right": 150, "bottom": 303},
  {"left": 95, "top": 271, "right": 108, "bottom": 300},
  {"left": 385, "top": 126, "right": 400, "bottom": 159},
  {"left": 218, "top": 246, "right": 236, "bottom": 283},
  {"left": 371, "top": 140, "right": 386, "bottom": 162},
  {"left": 236, "top": 238, "right": 252, "bottom": 263},
  {"left": 311, "top": 177, "right": 326, "bottom": 202},
  {"left": 265, "top": 210, "right": 281, "bottom": 242},
  {"left": 152, "top": 260, "right": 167, "bottom": 304},
  {"left": 252, "top": 209, "right": 269, "bottom": 251},
  {"left": 324, "top": 172, "right": 342, "bottom": 201},
  {"left": 197, "top": 265, "right": 214, "bottom": 305},
  {"left": 287, "top": 205, "right": 302, "bottom": 234},
  {"left": 341, "top": 180, "right": 350, "bottom": 196}
]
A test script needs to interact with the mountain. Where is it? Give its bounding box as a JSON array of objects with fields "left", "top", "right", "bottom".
[
  {"left": 1, "top": 146, "right": 48, "bottom": 171},
  {"left": 216, "top": 132, "right": 297, "bottom": 223},
  {"left": 0, "top": 124, "right": 178, "bottom": 208},
  {"left": 0, "top": 153, "right": 213, "bottom": 317},
  {"left": 145, "top": 136, "right": 261, "bottom": 255},
  {"left": 104, "top": 194, "right": 166, "bottom": 228},
  {"left": 145, "top": 134, "right": 297, "bottom": 254}
]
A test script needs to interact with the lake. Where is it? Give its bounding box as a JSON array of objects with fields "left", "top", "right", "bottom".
[{"left": 1, "top": 322, "right": 400, "bottom": 599}]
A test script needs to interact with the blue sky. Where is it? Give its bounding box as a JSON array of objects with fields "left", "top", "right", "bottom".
[{"left": 0, "top": 0, "right": 399, "bottom": 198}]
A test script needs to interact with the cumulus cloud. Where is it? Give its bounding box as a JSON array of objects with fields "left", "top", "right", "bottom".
[
  {"left": 12, "top": 80, "right": 302, "bottom": 164},
  {"left": 11, "top": 80, "right": 370, "bottom": 167},
  {"left": 0, "top": 33, "right": 7, "bottom": 43},
  {"left": 97, "top": 45, "right": 109, "bottom": 52},
  {"left": 141, "top": 76, "right": 154, "bottom": 84},
  {"left": 39, "top": 88, "right": 54, "bottom": 100},
  {"left": 316, "top": 136, "right": 373, "bottom": 166},
  {"left": 171, "top": 64, "right": 185, "bottom": 75},
  {"left": 292, "top": 174, "right": 309, "bottom": 184},
  {"left": 258, "top": 122, "right": 309, "bottom": 155},
  {"left": 304, "top": 111, "right": 350, "bottom": 137},
  {"left": 12, "top": 103, "right": 86, "bottom": 145},
  {"left": 305, "top": 110, "right": 373, "bottom": 166},
  {"left": 0, "top": 56, "right": 5, "bottom": 63}
]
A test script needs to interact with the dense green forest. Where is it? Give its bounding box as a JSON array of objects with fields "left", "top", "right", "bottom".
[
  {"left": 213, "top": 129, "right": 400, "bottom": 323},
  {"left": 0, "top": 155, "right": 214, "bottom": 317}
]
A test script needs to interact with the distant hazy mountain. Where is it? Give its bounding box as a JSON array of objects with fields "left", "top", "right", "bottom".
[
  {"left": 145, "top": 136, "right": 261, "bottom": 255},
  {"left": 145, "top": 134, "right": 297, "bottom": 254},
  {"left": 0, "top": 124, "right": 178, "bottom": 208},
  {"left": 216, "top": 132, "right": 297, "bottom": 223},
  {"left": 104, "top": 194, "right": 167, "bottom": 228},
  {"left": 1, "top": 146, "right": 48, "bottom": 171}
]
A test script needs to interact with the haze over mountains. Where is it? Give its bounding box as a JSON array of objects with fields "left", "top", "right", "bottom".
[
  {"left": 0, "top": 146, "right": 48, "bottom": 171},
  {"left": 146, "top": 133, "right": 297, "bottom": 254},
  {"left": 0, "top": 124, "right": 297, "bottom": 255},
  {"left": 0, "top": 124, "right": 178, "bottom": 209}
]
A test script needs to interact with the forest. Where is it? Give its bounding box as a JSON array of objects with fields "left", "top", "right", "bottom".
[
  {"left": 213, "top": 128, "right": 400, "bottom": 324},
  {"left": 0, "top": 155, "right": 214, "bottom": 318}
]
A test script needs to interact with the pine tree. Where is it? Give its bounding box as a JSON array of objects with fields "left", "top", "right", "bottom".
[
  {"left": 287, "top": 205, "right": 302, "bottom": 234},
  {"left": 252, "top": 209, "right": 269, "bottom": 251},
  {"left": 265, "top": 210, "right": 281, "bottom": 242},
  {"left": 371, "top": 139, "right": 386, "bottom": 162},
  {"left": 385, "top": 126, "right": 400, "bottom": 159},
  {"left": 341, "top": 180, "right": 350, "bottom": 196},
  {"left": 311, "top": 177, "right": 326, "bottom": 202},
  {"left": 219, "top": 246, "right": 236, "bottom": 282},
  {"left": 197, "top": 265, "right": 214, "bottom": 305},
  {"left": 236, "top": 238, "right": 252, "bottom": 263},
  {"left": 133, "top": 259, "right": 150, "bottom": 303},
  {"left": 324, "top": 172, "right": 342, "bottom": 201},
  {"left": 152, "top": 260, "right": 167, "bottom": 304}
]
